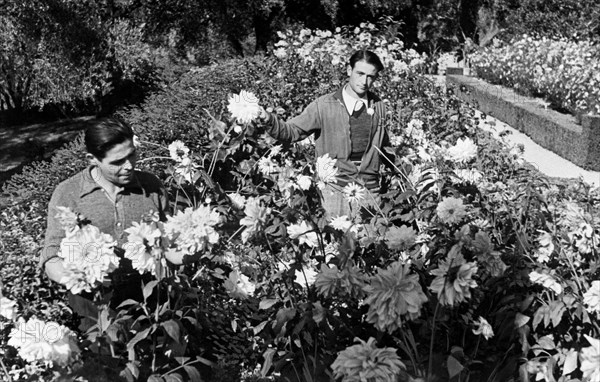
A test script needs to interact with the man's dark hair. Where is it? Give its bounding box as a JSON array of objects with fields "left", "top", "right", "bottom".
[
  {"left": 85, "top": 117, "right": 134, "bottom": 159},
  {"left": 348, "top": 50, "right": 384, "bottom": 72}
]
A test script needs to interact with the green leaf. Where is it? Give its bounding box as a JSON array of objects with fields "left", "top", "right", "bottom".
[
  {"left": 97, "top": 306, "right": 110, "bottom": 332},
  {"left": 162, "top": 320, "right": 180, "bottom": 343},
  {"left": 143, "top": 280, "right": 159, "bottom": 301},
  {"left": 126, "top": 362, "right": 139, "bottom": 380},
  {"left": 253, "top": 320, "right": 268, "bottom": 335},
  {"left": 175, "top": 357, "right": 190, "bottom": 365},
  {"left": 195, "top": 356, "right": 214, "bottom": 367},
  {"left": 562, "top": 349, "right": 578, "bottom": 376},
  {"left": 261, "top": 348, "right": 276, "bottom": 377},
  {"left": 312, "top": 301, "right": 326, "bottom": 324},
  {"left": 514, "top": 313, "right": 530, "bottom": 328},
  {"left": 117, "top": 299, "right": 140, "bottom": 309},
  {"left": 537, "top": 335, "right": 555, "bottom": 350},
  {"left": 127, "top": 327, "right": 151, "bottom": 350},
  {"left": 106, "top": 324, "right": 120, "bottom": 342},
  {"left": 119, "top": 366, "right": 135, "bottom": 382},
  {"left": 549, "top": 301, "right": 565, "bottom": 328},
  {"left": 164, "top": 374, "right": 184, "bottom": 382},
  {"left": 447, "top": 355, "right": 464, "bottom": 379},
  {"left": 183, "top": 365, "right": 202, "bottom": 382},
  {"left": 273, "top": 308, "right": 296, "bottom": 335},
  {"left": 533, "top": 305, "right": 550, "bottom": 329},
  {"left": 148, "top": 375, "right": 163, "bottom": 382},
  {"left": 259, "top": 298, "right": 278, "bottom": 310}
]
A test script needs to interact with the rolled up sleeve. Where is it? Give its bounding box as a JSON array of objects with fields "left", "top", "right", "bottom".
[{"left": 40, "top": 184, "right": 71, "bottom": 268}]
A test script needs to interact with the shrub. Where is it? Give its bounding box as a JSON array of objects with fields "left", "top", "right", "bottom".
[{"left": 471, "top": 36, "right": 600, "bottom": 116}]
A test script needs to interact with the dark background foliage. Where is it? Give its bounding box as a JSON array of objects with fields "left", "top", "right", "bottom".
[{"left": 2, "top": 0, "right": 598, "bottom": 125}]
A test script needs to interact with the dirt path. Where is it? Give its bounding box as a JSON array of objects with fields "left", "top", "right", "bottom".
[{"left": 0, "top": 116, "right": 97, "bottom": 186}]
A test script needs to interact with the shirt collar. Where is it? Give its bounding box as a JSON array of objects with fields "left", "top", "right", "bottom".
[
  {"left": 342, "top": 85, "right": 369, "bottom": 115},
  {"left": 79, "top": 166, "right": 144, "bottom": 198}
]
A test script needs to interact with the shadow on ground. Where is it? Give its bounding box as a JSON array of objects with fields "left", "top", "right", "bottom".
[{"left": 0, "top": 116, "right": 98, "bottom": 187}]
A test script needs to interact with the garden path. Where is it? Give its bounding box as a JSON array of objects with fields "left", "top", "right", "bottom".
[
  {"left": 426, "top": 75, "right": 600, "bottom": 187},
  {"left": 0, "top": 116, "right": 96, "bottom": 186}
]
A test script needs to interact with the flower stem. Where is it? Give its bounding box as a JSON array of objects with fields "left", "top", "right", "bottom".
[
  {"left": 137, "top": 156, "right": 174, "bottom": 163},
  {"left": 466, "top": 335, "right": 482, "bottom": 382},
  {"left": 161, "top": 359, "right": 205, "bottom": 377},
  {"left": 428, "top": 301, "right": 440, "bottom": 379},
  {"left": 0, "top": 356, "right": 12, "bottom": 382}
]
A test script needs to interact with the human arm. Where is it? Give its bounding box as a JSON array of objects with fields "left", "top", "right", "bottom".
[
  {"left": 40, "top": 185, "right": 70, "bottom": 282},
  {"left": 259, "top": 101, "right": 321, "bottom": 143}
]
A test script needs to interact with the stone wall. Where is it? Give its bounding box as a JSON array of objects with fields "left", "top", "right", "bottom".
[{"left": 446, "top": 73, "right": 600, "bottom": 171}]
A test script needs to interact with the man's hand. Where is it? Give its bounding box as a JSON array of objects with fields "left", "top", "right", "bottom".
[
  {"left": 44, "top": 257, "right": 67, "bottom": 283},
  {"left": 258, "top": 106, "right": 270, "bottom": 123}
]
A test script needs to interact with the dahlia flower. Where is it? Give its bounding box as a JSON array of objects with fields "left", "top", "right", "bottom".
[
  {"left": 287, "top": 220, "right": 319, "bottom": 248},
  {"left": 224, "top": 270, "right": 256, "bottom": 299},
  {"left": 0, "top": 296, "right": 17, "bottom": 321},
  {"left": 583, "top": 280, "right": 600, "bottom": 314},
  {"left": 436, "top": 197, "right": 467, "bottom": 224},
  {"left": 430, "top": 250, "right": 478, "bottom": 306},
  {"left": 123, "top": 221, "right": 163, "bottom": 274},
  {"left": 453, "top": 169, "right": 483, "bottom": 184},
  {"left": 123, "top": 220, "right": 162, "bottom": 266},
  {"left": 331, "top": 337, "right": 405, "bottom": 382},
  {"left": 294, "top": 260, "right": 319, "bottom": 288},
  {"left": 163, "top": 205, "right": 222, "bottom": 254},
  {"left": 529, "top": 271, "right": 563, "bottom": 295},
  {"left": 405, "top": 119, "right": 425, "bottom": 142},
  {"left": 526, "top": 359, "right": 553, "bottom": 382},
  {"left": 7, "top": 317, "right": 80, "bottom": 367},
  {"left": 274, "top": 47, "right": 287, "bottom": 58},
  {"left": 257, "top": 156, "right": 279, "bottom": 176},
  {"left": 227, "top": 90, "right": 261, "bottom": 124},
  {"left": 535, "top": 231, "right": 554, "bottom": 252},
  {"left": 329, "top": 215, "right": 356, "bottom": 233},
  {"left": 296, "top": 175, "right": 312, "bottom": 190},
  {"left": 363, "top": 261, "right": 427, "bottom": 332},
  {"left": 472, "top": 316, "right": 494, "bottom": 340},
  {"left": 228, "top": 193, "right": 247, "bottom": 209},
  {"left": 343, "top": 182, "right": 365, "bottom": 203},
  {"left": 580, "top": 335, "right": 600, "bottom": 382},
  {"left": 315, "top": 262, "right": 365, "bottom": 299},
  {"left": 54, "top": 206, "right": 81, "bottom": 235},
  {"left": 58, "top": 224, "right": 119, "bottom": 294},
  {"left": 315, "top": 154, "right": 338, "bottom": 189},
  {"left": 240, "top": 197, "right": 271, "bottom": 243},
  {"left": 168, "top": 140, "right": 190, "bottom": 162},
  {"left": 384, "top": 226, "right": 417, "bottom": 251},
  {"left": 174, "top": 156, "right": 197, "bottom": 184},
  {"left": 445, "top": 137, "right": 478, "bottom": 163}
]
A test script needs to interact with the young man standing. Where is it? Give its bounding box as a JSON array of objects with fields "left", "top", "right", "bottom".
[{"left": 259, "top": 50, "right": 392, "bottom": 217}]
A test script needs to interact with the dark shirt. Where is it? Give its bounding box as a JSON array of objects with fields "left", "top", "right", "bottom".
[
  {"left": 349, "top": 106, "right": 371, "bottom": 162},
  {"left": 41, "top": 166, "right": 168, "bottom": 267}
]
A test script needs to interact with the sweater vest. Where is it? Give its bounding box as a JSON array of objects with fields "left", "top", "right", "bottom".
[{"left": 349, "top": 105, "right": 371, "bottom": 161}]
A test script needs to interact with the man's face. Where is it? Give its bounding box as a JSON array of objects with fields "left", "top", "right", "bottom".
[
  {"left": 90, "top": 139, "right": 137, "bottom": 186},
  {"left": 347, "top": 60, "right": 379, "bottom": 98}
]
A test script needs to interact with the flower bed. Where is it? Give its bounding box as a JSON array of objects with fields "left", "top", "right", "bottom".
[
  {"left": 446, "top": 74, "right": 600, "bottom": 170},
  {"left": 470, "top": 36, "right": 600, "bottom": 116},
  {"left": 1, "top": 22, "right": 599, "bottom": 382}
]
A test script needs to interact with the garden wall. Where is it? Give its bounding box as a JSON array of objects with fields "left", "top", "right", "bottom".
[{"left": 446, "top": 73, "right": 600, "bottom": 171}]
